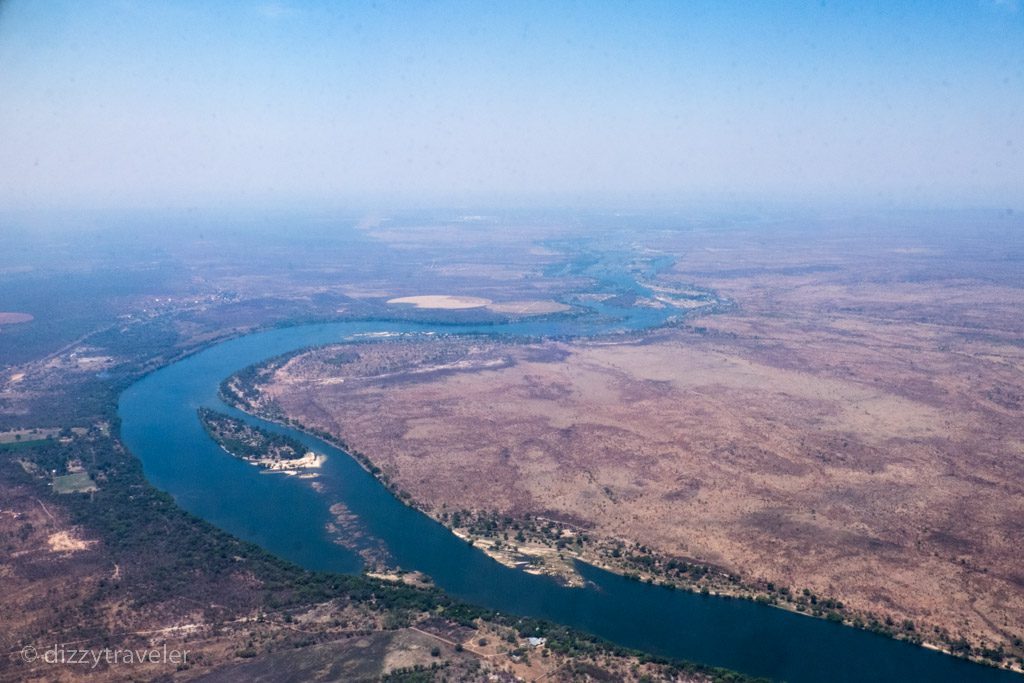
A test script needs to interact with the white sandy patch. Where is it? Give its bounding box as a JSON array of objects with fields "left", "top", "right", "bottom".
[
  {"left": 260, "top": 451, "right": 326, "bottom": 472},
  {"left": 387, "top": 295, "right": 491, "bottom": 310}
]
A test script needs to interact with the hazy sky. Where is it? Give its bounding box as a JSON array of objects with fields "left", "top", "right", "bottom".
[{"left": 0, "top": 1, "right": 1021, "bottom": 210}]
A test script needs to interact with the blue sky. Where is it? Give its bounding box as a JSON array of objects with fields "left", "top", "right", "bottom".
[{"left": 0, "top": 1, "right": 1021, "bottom": 210}]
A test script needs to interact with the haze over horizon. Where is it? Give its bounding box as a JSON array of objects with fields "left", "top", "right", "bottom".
[{"left": 1, "top": 0, "right": 1022, "bottom": 212}]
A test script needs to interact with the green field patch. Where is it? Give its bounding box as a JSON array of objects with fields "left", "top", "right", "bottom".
[
  {"left": 53, "top": 471, "right": 98, "bottom": 494},
  {"left": 0, "top": 439, "right": 50, "bottom": 452},
  {"left": 0, "top": 427, "right": 60, "bottom": 444}
]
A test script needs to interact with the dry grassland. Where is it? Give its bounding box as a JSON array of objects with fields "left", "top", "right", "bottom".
[{"left": 255, "top": 261, "right": 1024, "bottom": 654}]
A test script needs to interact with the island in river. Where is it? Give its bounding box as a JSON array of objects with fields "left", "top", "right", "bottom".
[{"left": 198, "top": 407, "right": 326, "bottom": 474}]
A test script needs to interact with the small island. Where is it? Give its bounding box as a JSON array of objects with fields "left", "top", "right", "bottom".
[{"left": 197, "top": 407, "right": 324, "bottom": 474}]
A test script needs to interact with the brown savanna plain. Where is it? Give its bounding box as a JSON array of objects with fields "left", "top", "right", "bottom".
[{"left": 249, "top": 224, "right": 1024, "bottom": 659}]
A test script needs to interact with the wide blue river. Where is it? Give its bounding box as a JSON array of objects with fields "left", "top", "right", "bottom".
[{"left": 119, "top": 304, "right": 1015, "bottom": 682}]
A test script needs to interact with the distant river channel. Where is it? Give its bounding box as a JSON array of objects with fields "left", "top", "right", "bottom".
[{"left": 120, "top": 302, "right": 1017, "bottom": 682}]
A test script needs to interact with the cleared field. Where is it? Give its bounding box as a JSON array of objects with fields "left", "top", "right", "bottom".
[
  {"left": 53, "top": 471, "right": 98, "bottom": 493},
  {"left": 0, "top": 428, "right": 60, "bottom": 444},
  {"left": 387, "top": 295, "right": 491, "bottom": 309},
  {"left": 386, "top": 294, "right": 570, "bottom": 315},
  {"left": 486, "top": 300, "right": 571, "bottom": 314}
]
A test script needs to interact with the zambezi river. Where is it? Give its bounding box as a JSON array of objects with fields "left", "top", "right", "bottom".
[{"left": 119, "top": 287, "right": 1017, "bottom": 682}]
